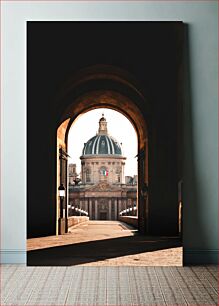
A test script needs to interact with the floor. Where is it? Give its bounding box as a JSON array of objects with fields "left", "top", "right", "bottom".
[
  {"left": 1, "top": 265, "right": 218, "bottom": 305},
  {"left": 27, "top": 221, "right": 182, "bottom": 266}
]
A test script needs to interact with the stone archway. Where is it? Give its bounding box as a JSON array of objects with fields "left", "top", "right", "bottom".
[
  {"left": 56, "top": 88, "right": 148, "bottom": 235},
  {"left": 55, "top": 65, "right": 150, "bottom": 235},
  {"left": 55, "top": 64, "right": 180, "bottom": 238}
]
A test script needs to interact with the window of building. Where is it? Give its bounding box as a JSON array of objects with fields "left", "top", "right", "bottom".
[{"left": 86, "top": 168, "right": 91, "bottom": 182}]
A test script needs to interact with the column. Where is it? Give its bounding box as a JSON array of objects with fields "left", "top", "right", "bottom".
[
  {"left": 124, "top": 200, "right": 127, "bottom": 215},
  {"left": 119, "top": 199, "right": 122, "bottom": 215},
  {"left": 89, "top": 198, "right": 92, "bottom": 219},
  {"left": 122, "top": 162, "right": 125, "bottom": 183},
  {"left": 109, "top": 199, "right": 112, "bottom": 220},
  {"left": 80, "top": 200, "right": 82, "bottom": 216},
  {"left": 85, "top": 200, "right": 88, "bottom": 213},
  {"left": 115, "top": 198, "right": 118, "bottom": 220},
  {"left": 95, "top": 200, "right": 98, "bottom": 220}
]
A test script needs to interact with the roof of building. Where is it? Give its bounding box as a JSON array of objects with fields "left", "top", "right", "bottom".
[
  {"left": 82, "top": 134, "right": 122, "bottom": 155},
  {"left": 81, "top": 114, "right": 123, "bottom": 156}
]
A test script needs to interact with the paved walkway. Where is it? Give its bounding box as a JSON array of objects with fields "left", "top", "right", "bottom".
[{"left": 27, "top": 221, "right": 182, "bottom": 266}]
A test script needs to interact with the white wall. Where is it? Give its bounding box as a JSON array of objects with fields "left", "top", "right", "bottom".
[{"left": 1, "top": 1, "right": 217, "bottom": 263}]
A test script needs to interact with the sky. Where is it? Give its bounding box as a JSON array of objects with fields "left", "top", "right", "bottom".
[{"left": 68, "top": 108, "right": 138, "bottom": 177}]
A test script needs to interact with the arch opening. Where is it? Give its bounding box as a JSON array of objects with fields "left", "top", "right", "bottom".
[
  {"left": 53, "top": 64, "right": 181, "bottom": 241},
  {"left": 67, "top": 108, "right": 138, "bottom": 224},
  {"left": 56, "top": 90, "right": 149, "bottom": 236}
]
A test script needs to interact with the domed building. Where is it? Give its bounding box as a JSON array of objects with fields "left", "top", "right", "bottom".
[
  {"left": 69, "top": 114, "right": 137, "bottom": 220},
  {"left": 81, "top": 115, "right": 126, "bottom": 186}
]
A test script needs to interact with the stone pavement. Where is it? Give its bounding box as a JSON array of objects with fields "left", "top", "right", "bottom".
[{"left": 27, "top": 221, "right": 182, "bottom": 266}]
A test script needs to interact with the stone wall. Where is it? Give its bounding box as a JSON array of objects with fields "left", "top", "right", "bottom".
[
  {"left": 81, "top": 155, "right": 126, "bottom": 185},
  {"left": 68, "top": 216, "right": 89, "bottom": 227},
  {"left": 119, "top": 216, "right": 138, "bottom": 228}
]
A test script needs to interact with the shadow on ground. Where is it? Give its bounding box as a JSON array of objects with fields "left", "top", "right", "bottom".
[{"left": 27, "top": 233, "right": 182, "bottom": 266}]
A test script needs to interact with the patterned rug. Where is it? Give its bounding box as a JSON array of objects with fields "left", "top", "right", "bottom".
[{"left": 1, "top": 265, "right": 218, "bottom": 305}]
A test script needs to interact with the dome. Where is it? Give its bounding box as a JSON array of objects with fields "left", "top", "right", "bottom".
[
  {"left": 82, "top": 134, "right": 122, "bottom": 155},
  {"left": 81, "top": 114, "right": 123, "bottom": 156}
]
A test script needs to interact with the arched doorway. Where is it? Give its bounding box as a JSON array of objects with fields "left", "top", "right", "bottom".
[
  {"left": 67, "top": 109, "right": 138, "bottom": 222},
  {"left": 27, "top": 63, "right": 180, "bottom": 240},
  {"left": 54, "top": 64, "right": 180, "bottom": 238},
  {"left": 56, "top": 82, "right": 148, "bottom": 235}
]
